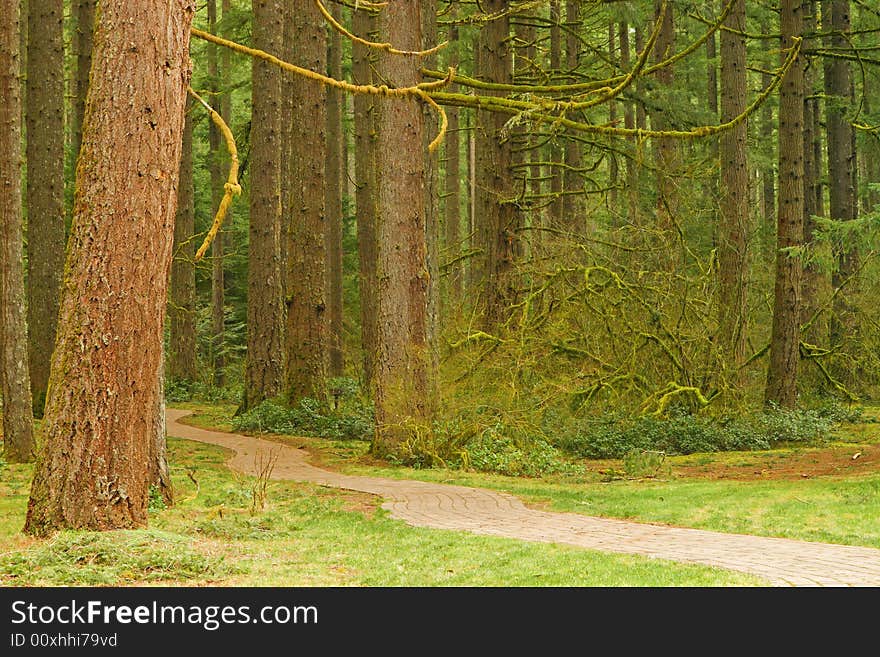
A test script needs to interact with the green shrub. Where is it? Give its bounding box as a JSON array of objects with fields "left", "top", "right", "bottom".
[
  {"left": 552, "top": 406, "right": 840, "bottom": 459},
  {"left": 232, "top": 393, "right": 374, "bottom": 441}
]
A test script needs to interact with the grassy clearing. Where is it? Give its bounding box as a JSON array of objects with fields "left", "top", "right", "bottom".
[{"left": 0, "top": 435, "right": 764, "bottom": 587}]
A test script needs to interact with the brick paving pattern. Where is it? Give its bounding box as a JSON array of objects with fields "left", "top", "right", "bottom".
[{"left": 167, "top": 409, "right": 880, "bottom": 586}]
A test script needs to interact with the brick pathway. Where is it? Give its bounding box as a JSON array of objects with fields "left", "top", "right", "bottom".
[{"left": 167, "top": 409, "right": 880, "bottom": 586}]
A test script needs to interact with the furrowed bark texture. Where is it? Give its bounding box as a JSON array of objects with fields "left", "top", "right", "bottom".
[{"left": 24, "top": 0, "right": 195, "bottom": 534}]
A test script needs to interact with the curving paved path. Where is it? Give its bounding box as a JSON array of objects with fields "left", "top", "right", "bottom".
[{"left": 167, "top": 409, "right": 880, "bottom": 587}]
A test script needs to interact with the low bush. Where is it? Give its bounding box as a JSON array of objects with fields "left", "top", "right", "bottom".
[
  {"left": 552, "top": 405, "right": 845, "bottom": 459},
  {"left": 232, "top": 380, "right": 374, "bottom": 441}
]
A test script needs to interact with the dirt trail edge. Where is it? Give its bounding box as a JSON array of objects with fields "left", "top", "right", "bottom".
[{"left": 167, "top": 409, "right": 880, "bottom": 586}]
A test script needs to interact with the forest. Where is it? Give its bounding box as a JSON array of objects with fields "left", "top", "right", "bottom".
[{"left": 1, "top": 0, "right": 880, "bottom": 587}]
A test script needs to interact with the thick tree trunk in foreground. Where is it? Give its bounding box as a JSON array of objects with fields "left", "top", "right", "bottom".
[
  {"left": 765, "top": 0, "right": 804, "bottom": 409},
  {"left": 26, "top": 0, "right": 65, "bottom": 417},
  {"left": 0, "top": 0, "right": 36, "bottom": 463},
  {"left": 24, "top": 0, "right": 194, "bottom": 534},
  {"left": 370, "top": 0, "right": 436, "bottom": 456},
  {"left": 169, "top": 100, "right": 197, "bottom": 381},
  {"left": 717, "top": 0, "right": 749, "bottom": 371},
  {"left": 285, "top": 0, "right": 328, "bottom": 405},
  {"left": 244, "top": 0, "right": 284, "bottom": 410}
]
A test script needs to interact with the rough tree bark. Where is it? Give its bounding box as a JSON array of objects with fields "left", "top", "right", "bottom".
[
  {"left": 244, "top": 0, "right": 285, "bottom": 410},
  {"left": 284, "top": 0, "right": 328, "bottom": 405},
  {"left": 765, "top": 0, "right": 805, "bottom": 408},
  {"left": 1, "top": 0, "right": 36, "bottom": 463},
  {"left": 24, "top": 0, "right": 195, "bottom": 534},
  {"left": 370, "top": 0, "right": 436, "bottom": 456}
]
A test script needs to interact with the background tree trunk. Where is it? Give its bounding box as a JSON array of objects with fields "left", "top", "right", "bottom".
[
  {"left": 244, "top": 0, "right": 284, "bottom": 410},
  {"left": 326, "top": 0, "right": 345, "bottom": 378},
  {"left": 352, "top": 6, "right": 378, "bottom": 392},
  {"left": 443, "top": 24, "right": 462, "bottom": 308},
  {"left": 562, "top": 1, "right": 583, "bottom": 224},
  {"left": 169, "top": 99, "right": 197, "bottom": 382},
  {"left": 26, "top": 0, "right": 65, "bottom": 417},
  {"left": 370, "top": 0, "right": 435, "bottom": 456},
  {"left": 284, "top": 0, "right": 329, "bottom": 405},
  {"left": 0, "top": 0, "right": 36, "bottom": 463},
  {"left": 824, "top": 0, "right": 857, "bottom": 348},
  {"left": 766, "top": 0, "right": 805, "bottom": 408},
  {"left": 24, "top": 0, "right": 194, "bottom": 534},
  {"left": 717, "top": 0, "right": 749, "bottom": 371},
  {"left": 475, "top": 0, "right": 520, "bottom": 329},
  {"left": 70, "top": 0, "right": 95, "bottom": 175}
]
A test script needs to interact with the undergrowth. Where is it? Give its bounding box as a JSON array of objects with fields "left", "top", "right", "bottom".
[{"left": 0, "top": 529, "right": 231, "bottom": 585}]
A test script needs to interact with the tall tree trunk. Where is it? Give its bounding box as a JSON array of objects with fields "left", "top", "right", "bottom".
[
  {"left": 24, "top": 0, "right": 194, "bottom": 534},
  {"left": 168, "top": 99, "right": 197, "bottom": 381},
  {"left": 26, "top": 0, "right": 65, "bottom": 417},
  {"left": 607, "top": 22, "right": 618, "bottom": 213},
  {"left": 71, "top": 0, "right": 95, "bottom": 174},
  {"left": 0, "top": 0, "right": 35, "bottom": 463},
  {"left": 326, "top": 0, "right": 345, "bottom": 377},
  {"left": 620, "top": 21, "right": 638, "bottom": 227},
  {"left": 244, "top": 0, "right": 284, "bottom": 410},
  {"left": 562, "top": 1, "right": 583, "bottom": 224},
  {"left": 476, "top": 1, "right": 520, "bottom": 328},
  {"left": 284, "top": 0, "right": 328, "bottom": 405},
  {"left": 548, "top": 0, "right": 563, "bottom": 225},
  {"left": 352, "top": 7, "right": 378, "bottom": 392},
  {"left": 717, "top": 0, "right": 749, "bottom": 371},
  {"left": 422, "top": 0, "right": 440, "bottom": 403},
  {"left": 370, "top": 0, "right": 435, "bottom": 456},
  {"left": 444, "top": 24, "right": 462, "bottom": 307},
  {"left": 801, "top": 0, "right": 824, "bottom": 338},
  {"left": 208, "top": 0, "right": 227, "bottom": 388},
  {"left": 824, "top": 0, "right": 856, "bottom": 348},
  {"left": 652, "top": 0, "right": 677, "bottom": 236},
  {"left": 765, "top": 0, "right": 804, "bottom": 408}
]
